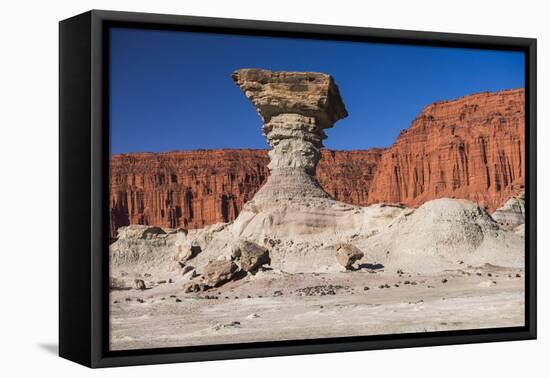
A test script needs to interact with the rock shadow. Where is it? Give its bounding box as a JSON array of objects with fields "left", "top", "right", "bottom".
[{"left": 357, "top": 263, "right": 385, "bottom": 271}]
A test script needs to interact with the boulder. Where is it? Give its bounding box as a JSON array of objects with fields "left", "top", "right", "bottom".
[
  {"left": 175, "top": 240, "right": 201, "bottom": 262},
  {"left": 182, "top": 267, "right": 198, "bottom": 281},
  {"left": 202, "top": 259, "right": 239, "bottom": 287},
  {"left": 230, "top": 244, "right": 242, "bottom": 259},
  {"left": 133, "top": 279, "right": 146, "bottom": 290},
  {"left": 181, "top": 265, "right": 195, "bottom": 275},
  {"left": 182, "top": 281, "right": 209, "bottom": 293},
  {"left": 239, "top": 240, "right": 270, "bottom": 272},
  {"left": 335, "top": 244, "right": 364, "bottom": 270},
  {"left": 109, "top": 277, "right": 127, "bottom": 290}
]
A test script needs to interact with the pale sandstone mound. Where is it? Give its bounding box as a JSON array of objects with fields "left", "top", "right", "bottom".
[
  {"left": 363, "top": 198, "right": 524, "bottom": 272},
  {"left": 110, "top": 225, "right": 186, "bottom": 275},
  {"left": 110, "top": 197, "right": 524, "bottom": 276},
  {"left": 109, "top": 204, "right": 410, "bottom": 275},
  {"left": 223, "top": 202, "right": 410, "bottom": 272}
]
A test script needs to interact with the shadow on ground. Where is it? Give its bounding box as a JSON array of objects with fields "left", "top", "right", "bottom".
[
  {"left": 357, "top": 263, "right": 384, "bottom": 270},
  {"left": 38, "top": 343, "right": 58, "bottom": 355}
]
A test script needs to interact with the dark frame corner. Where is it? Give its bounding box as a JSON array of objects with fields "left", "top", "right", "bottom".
[{"left": 59, "top": 9, "right": 537, "bottom": 368}]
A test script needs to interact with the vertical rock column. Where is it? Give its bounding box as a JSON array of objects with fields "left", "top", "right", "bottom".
[{"left": 232, "top": 69, "right": 348, "bottom": 202}]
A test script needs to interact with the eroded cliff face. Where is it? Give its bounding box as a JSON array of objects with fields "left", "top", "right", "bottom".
[
  {"left": 367, "top": 88, "right": 525, "bottom": 211},
  {"left": 110, "top": 150, "right": 269, "bottom": 238},
  {"left": 110, "top": 88, "right": 525, "bottom": 237},
  {"left": 316, "top": 149, "right": 384, "bottom": 206},
  {"left": 110, "top": 149, "right": 383, "bottom": 237}
]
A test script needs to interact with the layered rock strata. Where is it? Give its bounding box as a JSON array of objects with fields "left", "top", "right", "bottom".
[
  {"left": 109, "top": 149, "right": 270, "bottom": 238},
  {"left": 491, "top": 191, "right": 525, "bottom": 229},
  {"left": 366, "top": 89, "right": 525, "bottom": 211}
]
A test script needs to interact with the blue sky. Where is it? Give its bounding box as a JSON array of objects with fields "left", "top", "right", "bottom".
[{"left": 109, "top": 28, "right": 524, "bottom": 154}]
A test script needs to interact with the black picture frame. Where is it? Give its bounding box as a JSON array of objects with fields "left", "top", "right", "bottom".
[{"left": 59, "top": 9, "right": 537, "bottom": 368}]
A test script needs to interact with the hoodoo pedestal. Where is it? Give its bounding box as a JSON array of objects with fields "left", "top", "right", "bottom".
[
  {"left": 226, "top": 69, "right": 386, "bottom": 269},
  {"left": 232, "top": 69, "right": 348, "bottom": 202}
]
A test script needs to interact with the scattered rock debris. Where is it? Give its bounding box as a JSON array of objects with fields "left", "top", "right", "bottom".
[{"left": 295, "top": 285, "right": 345, "bottom": 296}]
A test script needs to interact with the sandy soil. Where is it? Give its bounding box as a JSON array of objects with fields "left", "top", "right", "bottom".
[{"left": 110, "top": 264, "right": 524, "bottom": 351}]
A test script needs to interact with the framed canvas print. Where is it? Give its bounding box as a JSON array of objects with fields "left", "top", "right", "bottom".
[{"left": 59, "top": 10, "right": 537, "bottom": 368}]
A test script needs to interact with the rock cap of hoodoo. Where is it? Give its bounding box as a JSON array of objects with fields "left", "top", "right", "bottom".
[{"left": 231, "top": 68, "right": 348, "bottom": 125}]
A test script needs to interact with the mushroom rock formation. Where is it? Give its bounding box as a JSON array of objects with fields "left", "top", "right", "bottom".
[
  {"left": 229, "top": 69, "right": 377, "bottom": 242},
  {"left": 205, "top": 69, "right": 408, "bottom": 272},
  {"left": 232, "top": 68, "right": 348, "bottom": 202}
]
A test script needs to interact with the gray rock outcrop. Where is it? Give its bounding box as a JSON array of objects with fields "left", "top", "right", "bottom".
[
  {"left": 117, "top": 225, "right": 167, "bottom": 240},
  {"left": 491, "top": 192, "right": 525, "bottom": 229}
]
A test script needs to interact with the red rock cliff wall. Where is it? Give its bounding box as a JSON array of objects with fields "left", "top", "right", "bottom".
[
  {"left": 366, "top": 88, "right": 525, "bottom": 211},
  {"left": 110, "top": 149, "right": 383, "bottom": 237},
  {"left": 316, "top": 149, "right": 384, "bottom": 205},
  {"left": 110, "top": 150, "right": 268, "bottom": 237}
]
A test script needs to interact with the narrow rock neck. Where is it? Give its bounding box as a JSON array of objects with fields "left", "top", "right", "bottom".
[
  {"left": 263, "top": 113, "right": 328, "bottom": 175},
  {"left": 249, "top": 113, "right": 333, "bottom": 202}
]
